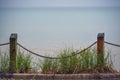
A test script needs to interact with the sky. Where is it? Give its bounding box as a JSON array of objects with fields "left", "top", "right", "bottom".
[{"left": 0, "top": 0, "right": 120, "bottom": 8}]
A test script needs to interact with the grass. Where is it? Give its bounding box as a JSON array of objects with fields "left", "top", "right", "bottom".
[
  {"left": 0, "top": 50, "right": 9, "bottom": 72},
  {"left": 0, "top": 49, "right": 32, "bottom": 73},
  {"left": 0, "top": 47, "right": 117, "bottom": 74},
  {"left": 16, "top": 49, "right": 32, "bottom": 73},
  {"left": 40, "top": 48, "right": 117, "bottom": 74}
]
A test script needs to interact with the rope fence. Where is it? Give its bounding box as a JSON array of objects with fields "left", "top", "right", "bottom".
[
  {"left": 0, "top": 33, "right": 120, "bottom": 73},
  {"left": 0, "top": 41, "right": 119, "bottom": 58},
  {"left": 105, "top": 41, "right": 120, "bottom": 47},
  {"left": 17, "top": 41, "right": 97, "bottom": 59},
  {"left": 16, "top": 41, "right": 120, "bottom": 59},
  {"left": 0, "top": 41, "right": 120, "bottom": 59},
  {"left": 0, "top": 42, "right": 9, "bottom": 46},
  {"left": 17, "top": 42, "right": 58, "bottom": 59}
]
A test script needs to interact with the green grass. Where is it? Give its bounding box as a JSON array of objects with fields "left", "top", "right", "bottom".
[
  {"left": 0, "top": 50, "right": 9, "bottom": 72},
  {"left": 0, "top": 49, "right": 32, "bottom": 73},
  {"left": 16, "top": 49, "right": 32, "bottom": 73},
  {"left": 40, "top": 48, "right": 116, "bottom": 74},
  {"left": 0, "top": 47, "right": 117, "bottom": 73}
]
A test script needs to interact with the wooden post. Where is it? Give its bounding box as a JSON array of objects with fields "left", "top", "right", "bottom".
[
  {"left": 9, "top": 33, "right": 17, "bottom": 73},
  {"left": 97, "top": 33, "right": 104, "bottom": 67}
]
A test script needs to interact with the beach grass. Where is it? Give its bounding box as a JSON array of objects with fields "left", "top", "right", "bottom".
[
  {"left": 0, "top": 47, "right": 117, "bottom": 73},
  {"left": 0, "top": 50, "right": 9, "bottom": 72},
  {"left": 40, "top": 48, "right": 116, "bottom": 74},
  {"left": 0, "top": 49, "right": 32, "bottom": 73},
  {"left": 16, "top": 49, "right": 32, "bottom": 73}
]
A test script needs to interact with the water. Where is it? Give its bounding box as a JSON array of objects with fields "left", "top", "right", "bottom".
[{"left": 0, "top": 7, "right": 120, "bottom": 70}]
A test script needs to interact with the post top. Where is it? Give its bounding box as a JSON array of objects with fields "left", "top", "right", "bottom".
[
  {"left": 10, "top": 33, "right": 17, "bottom": 39},
  {"left": 97, "top": 33, "right": 104, "bottom": 38}
]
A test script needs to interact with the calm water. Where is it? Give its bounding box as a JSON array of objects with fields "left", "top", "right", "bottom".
[{"left": 0, "top": 7, "right": 120, "bottom": 70}]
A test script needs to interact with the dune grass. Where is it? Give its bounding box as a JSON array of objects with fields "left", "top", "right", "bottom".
[
  {"left": 0, "top": 50, "right": 9, "bottom": 72},
  {"left": 16, "top": 49, "right": 32, "bottom": 73},
  {"left": 40, "top": 48, "right": 116, "bottom": 74},
  {"left": 0, "top": 47, "right": 117, "bottom": 74},
  {"left": 0, "top": 49, "right": 32, "bottom": 73}
]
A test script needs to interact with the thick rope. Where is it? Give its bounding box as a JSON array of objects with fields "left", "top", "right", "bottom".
[
  {"left": 17, "top": 43, "right": 57, "bottom": 59},
  {"left": 17, "top": 41, "right": 97, "bottom": 59},
  {"left": 1, "top": 41, "right": 119, "bottom": 59},
  {"left": 104, "top": 41, "right": 120, "bottom": 47},
  {"left": 0, "top": 42, "right": 9, "bottom": 46}
]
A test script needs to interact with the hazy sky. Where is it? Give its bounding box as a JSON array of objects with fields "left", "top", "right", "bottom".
[{"left": 0, "top": 0, "right": 120, "bottom": 8}]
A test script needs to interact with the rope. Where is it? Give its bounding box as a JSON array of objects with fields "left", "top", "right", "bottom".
[
  {"left": 17, "top": 41, "right": 97, "bottom": 59},
  {"left": 0, "top": 42, "right": 9, "bottom": 46},
  {"left": 17, "top": 43, "right": 57, "bottom": 59},
  {"left": 61, "top": 41, "right": 97, "bottom": 59},
  {"left": 72, "top": 41, "right": 97, "bottom": 55},
  {"left": 1, "top": 41, "right": 119, "bottom": 59},
  {"left": 104, "top": 41, "right": 120, "bottom": 47}
]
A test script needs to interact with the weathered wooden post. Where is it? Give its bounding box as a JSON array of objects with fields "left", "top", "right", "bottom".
[
  {"left": 9, "top": 33, "right": 17, "bottom": 73},
  {"left": 97, "top": 33, "right": 104, "bottom": 67}
]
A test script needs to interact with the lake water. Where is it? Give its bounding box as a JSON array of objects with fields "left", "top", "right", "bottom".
[{"left": 0, "top": 7, "right": 120, "bottom": 71}]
